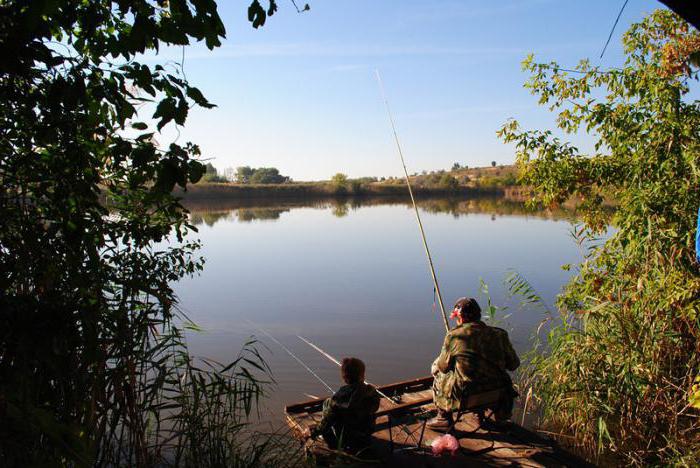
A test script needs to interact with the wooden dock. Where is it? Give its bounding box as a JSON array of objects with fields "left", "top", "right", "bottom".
[{"left": 285, "top": 376, "right": 591, "bottom": 467}]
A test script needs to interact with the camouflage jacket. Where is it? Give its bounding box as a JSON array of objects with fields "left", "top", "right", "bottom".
[
  {"left": 432, "top": 321, "right": 519, "bottom": 411},
  {"left": 316, "top": 382, "right": 380, "bottom": 440}
]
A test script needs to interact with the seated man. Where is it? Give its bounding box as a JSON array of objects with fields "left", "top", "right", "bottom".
[
  {"left": 311, "top": 357, "right": 380, "bottom": 453},
  {"left": 428, "top": 297, "right": 520, "bottom": 430}
]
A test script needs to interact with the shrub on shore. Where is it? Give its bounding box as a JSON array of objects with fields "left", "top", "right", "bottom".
[
  {"left": 0, "top": 2, "right": 303, "bottom": 466},
  {"left": 500, "top": 11, "right": 700, "bottom": 465}
]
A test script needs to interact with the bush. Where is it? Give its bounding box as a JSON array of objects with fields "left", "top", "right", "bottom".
[
  {"left": 235, "top": 166, "right": 290, "bottom": 184},
  {"left": 500, "top": 10, "right": 700, "bottom": 465},
  {"left": 0, "top": 2, "right": 296, "bottom": 466},
  {"left": 350, "top": 180, "right": 363, "bottom": 194},
  {"left": 331, "top": 173, "right": 348, "bottom": 194},
  {"left": 438, "top": 174, "right": 459, "bottom": 191}
]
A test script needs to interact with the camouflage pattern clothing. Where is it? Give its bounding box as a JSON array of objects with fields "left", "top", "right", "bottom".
[
  {"left": 432, "top": 321, "right": 520, "bottom": 413},
  {"left": 314, "top": 382, "right": 380, "bottom": 451}
]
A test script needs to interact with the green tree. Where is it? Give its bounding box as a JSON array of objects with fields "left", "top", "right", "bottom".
[
  {"left": 248, "top": 166, "right": 288, "bottom": 184},
  {"left": 234, "top": 166, "right": 289, "bottom": 184},
  {"left": 235, "top": 165, "right": 255, "bottom": 183},
  {"left": 491, "top": 160, "right": 496, "bottom": 167},
  {"left": 201, "top": 162, "right": 226, "bottom": 182},
  {"left": 331, "top": 172, "right": 349, "bottom": 191},
  {"left": 451, "top": 162, "right": 461, "bottom": 171},
  {"left": 0, "top": 1, "right": 279, "bottom": 465},
  {"left": 499, "top": 10, "right": 700, "bottom": 464},
  {"left": 438, "top": 174, "right": 459, "bottom": 191}
]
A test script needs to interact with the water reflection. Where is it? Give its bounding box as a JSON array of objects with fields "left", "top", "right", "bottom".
[
  {"left": 184, "top": 196, "right": 575, "bottom": 226},
  {"left": 331, "top": 201, "right": 349, "bottom": 218},
  {"left": 176, "top": 195, "right": 583, "bottom": 421},
  {"left": 237, "top": 207, "right": 290, "bottom": 222},
  {"left": 188, "top": 211, "right": 232, "bottom": 227}
]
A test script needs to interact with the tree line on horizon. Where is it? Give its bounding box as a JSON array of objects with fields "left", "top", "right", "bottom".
[
  {"left": 200, "top": 161, "right": 514, "bottom": 186},
  {"left": 200, "top": 164, "right": 292, "bottom": 184}
]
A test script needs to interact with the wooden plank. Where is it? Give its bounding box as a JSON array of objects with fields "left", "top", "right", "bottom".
[
  {"left": 376, "top": 396, "right": 432, "bottom": 417},
  {"left": 284, "top": 375, "right": 591, "bottom": 467},
  {"left": 285, "top": 399, "right": 324, "bottom": 415},
  {"left": 285, "top": 376, "right": 433, "bottom": 415},
  {"left": 373, "top": 376, "right": 433, "bottom": 395},
  {"left": 286, "top": 377, "right": 506, "bottom": 421}
]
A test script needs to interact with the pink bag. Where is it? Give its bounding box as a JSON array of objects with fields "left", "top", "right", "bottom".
[{"left": 430, "top": 434, "right": 460, "bottom": 456}]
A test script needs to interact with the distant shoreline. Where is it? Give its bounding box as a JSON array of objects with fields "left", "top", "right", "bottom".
[{"left": 176, "top": 182, "right": 530, "bottom": 201}]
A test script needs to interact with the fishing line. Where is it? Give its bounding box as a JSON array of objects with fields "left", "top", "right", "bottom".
[
  {"left": 600, "top": 0, "right": 629, "bottom": 59},
  {"left": 297, "top": 335, "right": 396, "bottom": 403},
  {"left": 298, "top": 335, "right": 341, "bottom": 366},
  {"left": 375, "top": 70, "right": 450, "bottom": 332},
  {"left": 296, "top": 337, "right": 424, "bottom": 447},
  {"left": 245, "top": 320, "right": 334, "bottom": 393}
]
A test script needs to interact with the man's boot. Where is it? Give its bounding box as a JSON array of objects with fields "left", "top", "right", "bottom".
[{"left": 427, "top": 409, "right": 454, "bottom": 431}]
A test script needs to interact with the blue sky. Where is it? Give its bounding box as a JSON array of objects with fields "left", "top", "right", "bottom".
[{"left": 152, "top": 0, "right": 666, "bottom": 181}]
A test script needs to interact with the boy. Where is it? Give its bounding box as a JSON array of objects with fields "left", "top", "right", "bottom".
[{"left": 310, "top": 357, "right": 380, "bottom": 453}]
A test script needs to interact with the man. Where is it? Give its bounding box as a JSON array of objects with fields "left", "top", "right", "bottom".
[
  {"left": 310, "top": 357, "right": 380, "bottom": 453},
  {"left": 428, "top": 297, "right": 520, "bottom": 430}
]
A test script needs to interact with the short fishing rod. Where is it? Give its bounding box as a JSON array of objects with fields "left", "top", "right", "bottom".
[
  {"left": 375, "top": 70, "right": 450, "bottom": 332},
  {"left": 245, "top": 320, "right": 334, "bottom": 393},
  {"left": 297, "top": 335, "right": 396, "bottom": 403}
]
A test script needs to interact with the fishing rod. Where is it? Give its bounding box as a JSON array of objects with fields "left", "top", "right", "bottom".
[
  {"left": 297, "top": 335, "right": 396, "bottom": 403},
  {"left": 246, "top": 320, "right": 334, "bottom": 393},
  {"left": 375, "top": 70, "right": 450, "bottom": 332}
]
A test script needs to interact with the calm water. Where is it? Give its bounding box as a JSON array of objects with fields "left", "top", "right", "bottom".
[{"left": 174, "top": 197, "right": 581, "bottom": 419}]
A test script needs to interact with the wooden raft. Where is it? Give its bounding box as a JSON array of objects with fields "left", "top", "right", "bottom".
[{"left": 285, "top": 375, "right": 592, "bottom": 467}]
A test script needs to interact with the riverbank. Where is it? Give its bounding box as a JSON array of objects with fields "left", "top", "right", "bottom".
[
  {"left": 182, "top": 194, "right": 575, "bottom": 227},
  {"left": 177, "top": 181, "right": 530, "bottom": 201}
]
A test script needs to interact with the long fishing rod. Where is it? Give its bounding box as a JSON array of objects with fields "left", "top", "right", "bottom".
[
  {"left": 375, "top": 70, "right": 450, "bottom": 332},
  {"left": 297, "top": 335, "right": 395, "bottom": 403},
  {"left": 246, "top": 320, "right": 334, "bottom": 393}
]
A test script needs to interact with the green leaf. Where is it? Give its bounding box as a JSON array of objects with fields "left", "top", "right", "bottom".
[
  {"left": 186, "top": 86, "right": 215, "bottom": 108},
  {"left": 248, "top": 0, "right": 266, "bottom": 29},
  {"left": 188, "top": 161, "right": 205, "bottom": 184},
  {"left": 153, "top": 97, "right": 176, "bottom": 130}
]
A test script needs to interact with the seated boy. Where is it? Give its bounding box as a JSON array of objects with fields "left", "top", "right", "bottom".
[{"left": 310, "top": 357, "right": 380, "bottom": 453}]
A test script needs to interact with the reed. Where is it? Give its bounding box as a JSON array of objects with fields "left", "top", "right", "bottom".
[{"left": 179, "top": 181, "right": 504, "bottom": 200}]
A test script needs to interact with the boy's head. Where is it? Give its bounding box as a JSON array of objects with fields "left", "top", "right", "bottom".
[{"left": 341, "top": 357, "right": 366, "bottom": 384}]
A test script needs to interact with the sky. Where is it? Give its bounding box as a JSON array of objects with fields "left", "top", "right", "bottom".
[{"left": 148, "top": 0, "right": 667, "bottom": 181}]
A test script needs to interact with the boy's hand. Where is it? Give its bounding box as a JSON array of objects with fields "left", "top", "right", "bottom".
[{"left": 302, "top": 424, "right": 318, "bottom": 439}]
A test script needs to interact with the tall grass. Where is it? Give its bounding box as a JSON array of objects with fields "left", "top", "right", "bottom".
[
  {"left": 509, "top": 249, "right": 700, "bottom": 465},
  {"left": 93, "top": 321, "right": 306, "bottom": 467},
  {"left": 179, "top": 181, "right": 503, "bottom": 200}
]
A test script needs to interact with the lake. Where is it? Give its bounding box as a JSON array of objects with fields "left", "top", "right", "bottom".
[{"left": 174, "top": 197, "right": 582, "bottom": 420}]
